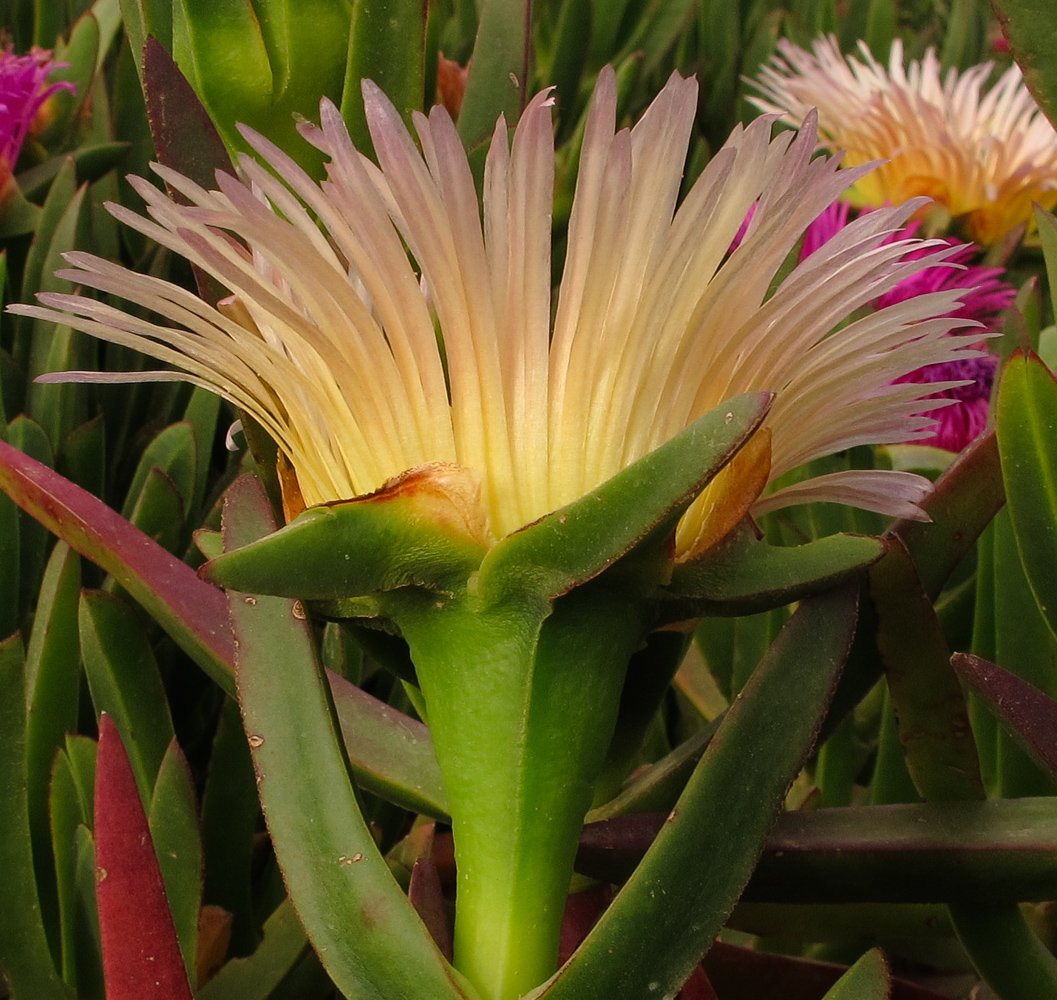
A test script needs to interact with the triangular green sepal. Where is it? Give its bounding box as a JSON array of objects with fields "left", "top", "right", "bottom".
[
  {"left": 201, "top": 466, "right": 488, "bottom": 599},
  {"left": 662, "top": 520, "right": 886, "bottom": 619},
  {"left": 475, "top": 392, "right": 772, "bottom": 605}
]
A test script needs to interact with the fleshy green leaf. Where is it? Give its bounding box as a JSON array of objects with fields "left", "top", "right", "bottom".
[
  {"left": 0, "top": 445, "right": 451, "bottom": 813},
  {"left": 148, "top": 741, "right": 203, "bottom": 985},
  {"left": 539, "top": 586, "right": 857, "bottom": 1000},
  {"left": 893, "top": 430, "right": 1004, "bottom": 602},
  {"left": 996, "top": 350, "right": 1057, "bottom": 642},
  {"left": 50, "top": 750, "right": 104, "bottom": 998},
  {"left": 121, "top": 422, "right": 197, "bottom": 523},
  {"left": 0, "top": 438, "right": 236, "bottom": 691},
  {"left": 991, "top": 0, "right": 1057, "bottom": 129},
  {"left": 869, "top": 538, "right": 984, "bottom": 804},
  {"left": 221, "top": 474, "right": 473, "bottom": 1000},
  {"left": 457, "top": 0, "right": 530, "bottom": 148},
  {"left": 342, "top": 0, "right": 427, "bottom": 154},
  {"left": 17, "top": 143, "right": 131, "bottom": 203},
  {"left": 666, "top": 521, "right": 884, "bottom": 618},
  {"left": 24, "top": 542, "right": 81, "bottom": 945},
  {"left": 0, "top": 634, "right": 75, "bottom": 999},
  {"left": 197, "top": 898, "right": 309, "bottom": 1000},
  {"left": 79, "top": 589, "right": 176, "bottom": 800},
  {"left": 578, "top": 798, "right": 1057, "bottom": 904},
  {"left": 819, "top": 949, "right": 890, "bottom": 1000},
  {"left": 142, "top": 37, "right": 232, "bottom": 306},
  {"left": 330, "top": 670, "right": 449, "bottom": 820}
]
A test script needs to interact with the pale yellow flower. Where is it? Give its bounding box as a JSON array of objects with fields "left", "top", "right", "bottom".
[
  {"left": 15, "top": 69, "right": 981, "bottom": 557},
  {"left": 750, "top": 35, "right": 1057, "bottom": 244}
]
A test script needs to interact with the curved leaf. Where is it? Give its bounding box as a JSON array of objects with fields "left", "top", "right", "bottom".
[
  {"left": 222, "top": 474, "right": 473, "bottom": 1000},
  {"left": 666, "top": 521, "right": 884, "bottom": 618},
  {"left": 538, "top": 586, "right": 857, "bottom": 1000}
]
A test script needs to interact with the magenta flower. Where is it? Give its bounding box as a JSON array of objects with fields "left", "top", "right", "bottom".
[
  {"left": 0, "top": 46, "right": 73, "bottom": 190},
  {"left": 797, "top": 200, "right": 1011, "bottom": 452}
]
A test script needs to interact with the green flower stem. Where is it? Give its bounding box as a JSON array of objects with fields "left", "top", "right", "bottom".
[{"left": 385, "top": 581, "right": 649, "bottom": 1000}]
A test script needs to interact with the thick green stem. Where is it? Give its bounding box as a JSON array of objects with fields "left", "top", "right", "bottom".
[{"left": 386, "top": 583, "right": 647, "bottom": 1000}]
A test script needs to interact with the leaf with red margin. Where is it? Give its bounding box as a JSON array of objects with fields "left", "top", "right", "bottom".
[
  {"left": 0, "top": 447, "right": 448, "bottom": 814},
  {"left": 0, "top": 439, "right": 236, "bottom": 692},
  {"left": 952, "top": 652, "right": 1057, "bottom": 780},
  {"left": 94, "top": 714, "right": 193, "bottom": 1000}
]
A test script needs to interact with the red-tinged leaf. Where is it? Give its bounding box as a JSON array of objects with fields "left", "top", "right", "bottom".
[
  {"left": 94, "top": 714, "right": 193, "bottom": 1000},
  {"left": 0, "top": 447, "right": 447, "bottom": 813},
  {"left": 893, "top": 430, "right": 1005, "bottom": 601},
  {"left": 557, "top": 885, "right": 611, "bottom": 967},
  {"left": 142, "top": 37, "right": 231, "bottom": 306},
  {"left": 704, "top": 941, "right": 946, "bottom": 1000},
  {"left": 953, "top": 653, "right": 1057, "bottom": 780},
  {"left": 408, "top": 858, "right": 452, "bottom": 962},
  {"left": 679, "top": 965, "right": 720, "bottom": 1000},
  {"left": 0, "top": 440, "right": 235, "bottom": 692}
]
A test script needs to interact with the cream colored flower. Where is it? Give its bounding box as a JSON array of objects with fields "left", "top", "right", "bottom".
[
  {"left": 750, "top": 35, "right": 1057, "bottom": 244},
  {"left": 14, "top": 68, "right": 981, "bottom": 558}
]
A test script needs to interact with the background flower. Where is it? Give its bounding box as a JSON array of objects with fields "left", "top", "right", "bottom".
[
  {"left": 750, "top": 35, "right": 1057, "bottom": 243},
  {"left": 0, "top": 45, "right": 72, "bottom": 199}
]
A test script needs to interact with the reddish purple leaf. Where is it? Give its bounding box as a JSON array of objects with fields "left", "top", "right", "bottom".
[
  {"left": 952, "top": 653, "right": 1057, "bottom": 779},
  {"left": 408, "top": 857, "right": 452, "bottom": 961},
  {"left": 704, "top": 941, "right": 945, "bottom": 1000},
  {"left": 558, "top": 884, "right": 612, "bottom": 967},
  {"left": 893, "top": 430, "right": 1005, "bottom": 601},
  {"left": 0, "top": 452, "right": 444, "bottom": 811},
  {"left": 678, "top": 965, "right": 720, "bottom": 1000},
  {"left": 94, "top": 715, "right": 193, "bottom": 1000},
  {"left": 0, "top": 440, "right": 235, "bottom": 690},
  {"left": 142, "top": 37, "right": 231, "bottom": 306}
]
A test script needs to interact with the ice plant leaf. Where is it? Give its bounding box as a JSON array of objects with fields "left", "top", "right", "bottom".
[
  {"left": 148, "top": 741, "right": 203, "bottom": 983},
  {"left": 477, "top": 393, "right": 771, "bottom": 605},
  {"left": 79, "top": 590, "right": 176, "bottom": 801},
  {"left": 94, "top": 715, "right": 194, "bottom": 1000},
  {"left": 666, "top": 520, "right": 885, "bottom": 617},
  {"left": 0, "top": 438, "right": 236, "bottom": 691},
  {"left": 0, "top": 445, "right": 448, "bottom": 813},
  {"left": 342, "top": 0, "right": 428, "bottom": 153},
  {"left": 870, "top": 538, "right": 984, "bottom": 803},
  {"left": 0, "top": 634, "right": 76, "bottom": 1000},
  {"left": 222, "top": 474, "right": 473, "bottom": 1000},
  {"left": 195, "top": 898, "right": 308, "bottom": 1000},
  {"left": 820, "top": 949, "right": 890, "bottom": 1000},
  {"left": 457, "top": 0, "right": 530, "bottom": 148},
  {"left": 142, "top": 37, "right": 232, "bottom": 305},
  {"left": 579, "top": 798, "right": 1057, "bottom": 904},
  {"left": 329, "top": 671, "right": 449, "bottom": 820},
  {"left": 892, "top": 429, "right": 1005, "bottom": 601},
  {"left": 539, "top": 586, "right": 857, "bottom": 1000},
  {"left": 953, "top": 653, "right": 1057, "bottom": 781},
  {"left": 992, "top": 0, "right": 1057, "bottom": 130},
  {"left": 997, "top": 350, "right": 1057, "bottom": 642},
  {"left": 201, "top": 466, "right": 489, "bottom": 600}
]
